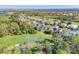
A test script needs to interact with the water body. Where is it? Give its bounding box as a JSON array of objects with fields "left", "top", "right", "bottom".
[{"left": 0, "top": 13, "right": 8, "bottom": 16}]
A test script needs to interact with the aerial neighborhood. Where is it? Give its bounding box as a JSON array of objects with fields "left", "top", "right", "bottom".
[{"left": 0, "top": 9, "right": 79, "bottom": 54}]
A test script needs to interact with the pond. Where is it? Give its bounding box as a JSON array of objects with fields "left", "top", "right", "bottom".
[{"left": 0, "top": 13, "right": 8, "bottom": 16}]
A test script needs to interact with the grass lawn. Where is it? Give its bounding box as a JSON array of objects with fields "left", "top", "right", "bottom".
[
  {"left": 0, "top": 32, "right": 52, "bottom": 48},
  {"left": 73, "top": 36, "right": 79, "bottom": 42}
]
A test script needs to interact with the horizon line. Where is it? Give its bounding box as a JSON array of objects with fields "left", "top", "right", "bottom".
[{"left": 0, "top": 5, "right": 79, "bottom": 9}]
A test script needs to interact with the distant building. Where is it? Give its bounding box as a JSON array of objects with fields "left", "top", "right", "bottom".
[
  {"left": 4, "top": 10, "right": 16, "bottom": 14},
  {"left": 74, "top": 16, "right": 79, "bottom": 21}
]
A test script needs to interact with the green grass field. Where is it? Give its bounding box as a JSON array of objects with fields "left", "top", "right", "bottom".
[{"left": 0, "top": 32, "right": 52, "bottom": 48}]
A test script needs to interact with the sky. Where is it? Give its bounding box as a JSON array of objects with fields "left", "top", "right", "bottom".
[{"left": 0, "top": 5, "right": 79, "bottom": 9}]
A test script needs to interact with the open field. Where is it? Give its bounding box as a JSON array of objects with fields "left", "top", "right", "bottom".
[
  {"left": 0, "top": 32, "right": 52, "bottom": 54},
  {"left": 0, "top": 32, "right": 52, "bottom": 48}
]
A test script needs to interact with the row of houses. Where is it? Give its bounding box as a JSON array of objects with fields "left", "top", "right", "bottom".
[
  {"left": 27, "top": 16, "right": 79, "bottom": 37},
  {"left": 18, "top": 14, "right": 79, "bottom": 38}
]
